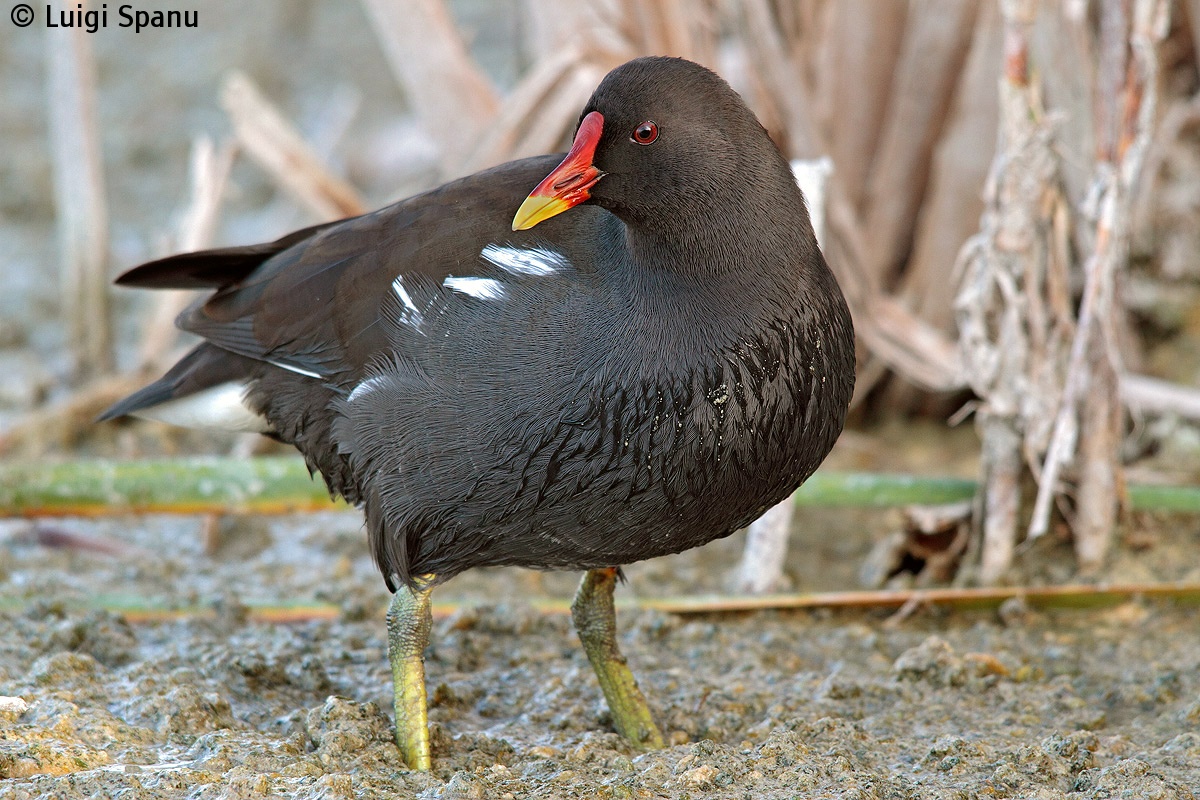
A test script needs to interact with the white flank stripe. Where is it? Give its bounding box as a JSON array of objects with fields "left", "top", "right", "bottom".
[
  {"left": 348, "top": 374, "right": 389, "bottom": 404},
  {"left": 481, "top": 244, "right": 568, "bottom": 276},
  {"left": 267, "top": 359, "right": 323, "bottom": 379},
  {"left": 392, "top": 275, "right": 424, "bottom": 329},
  {"left": 131, "top": 382, "right": 273, "bottom": 433},
  {"left": 444, "top": 276, "right": 506, "bottom": 300}
]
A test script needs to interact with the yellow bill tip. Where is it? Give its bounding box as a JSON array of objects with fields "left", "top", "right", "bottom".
[{"left": 512, "top": 194, "right": 572, "bottom": 232}]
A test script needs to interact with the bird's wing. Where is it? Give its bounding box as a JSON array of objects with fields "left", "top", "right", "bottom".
[
  {"left": 115, "top": 221, "right": 343, "bottom": 289},
  {"left": 126, "top": 155, "right": 566, "bottom": 386}
]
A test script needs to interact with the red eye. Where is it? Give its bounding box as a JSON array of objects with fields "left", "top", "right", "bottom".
[{"left": 632, "top": 121, "right": 658, "bottom": 145}]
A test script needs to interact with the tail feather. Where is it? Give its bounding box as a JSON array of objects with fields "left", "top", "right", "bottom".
[
  {"left": 97, "top": 378, "right": 179, "bottom": 422},
  {"left": 114, "top": 221, "right": 339, "bottom": 289},
  {"left": 98, "top": 344, "right": 265, "bottom": 429}
]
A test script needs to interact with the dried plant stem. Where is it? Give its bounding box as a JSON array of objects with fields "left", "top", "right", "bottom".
[
  {"left": 502, "top": 62, "right": 606, "bottom": 162},
  {"left": 7, "top": 582, "right": 1200, "bottom": 624},
  {"left": 978, "top": 414, "right": 1022, "bottom": 584},
  {"left": 360, "top": 0, "right": 499, "bottom": 176},
  {"left": 221, "top": 72, "right": 366, "bottom": 221},
  {"left": 1122, "top": 374, "right": 1200, "bottom": 419},
  {"left": 639, "top": 581, "right": 1200, "bottom": 615},
  {"left": 1029, "top": 0, "right": 1170, "bottom": 573},
  {"left": 0, "top": 457, "right": 347, "bottom": 517},
  {"left": 46, "top": 6, "right": 113, "bottom": 380},
  {"left": 953, "top": 0, "right": 1172, "bottom": 581},
  {"left": 3, "top": 138, "right": 237, "bottom": 455},
  {"left": 138, "top": 137, "right": 237, "bottom": 371},
  {"left": 955, "top": 0, "right": 1061, "bottom": 584},
  {"left": 735, "top": 500, "right": 792, "bottom": 594},
  {"left": 736, "top": 0, "right": 820, "bottom": 156},
  {"left": 0, "top": 375, "right": 143, "bottom": 456},
  {"left": 463, "top": 45, "right": 586, "bottom": 172}
]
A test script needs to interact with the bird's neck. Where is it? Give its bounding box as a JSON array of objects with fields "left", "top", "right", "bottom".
[{"left": 621, "top": 181, "right": 821, "bottom": 299}]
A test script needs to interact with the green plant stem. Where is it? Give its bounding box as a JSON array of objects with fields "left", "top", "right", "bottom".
[
  {"left": 2, "top": 458, "right": 1199, "bottom": 517},
  {"left": 0, "top": 456, "right": 346, "bottom": 516}
]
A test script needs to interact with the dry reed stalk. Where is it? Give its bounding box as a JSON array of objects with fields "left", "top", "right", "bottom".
[
  {"left": 896, "top": 0, "right": 1003, "bottom": 349},
  {"left": 7, "top": 460, "right": 1200, "bottom": 518},
  {"left": 861, "top": 296, "right": 964, "bottom": 392},
  {"left": 625, "top": 0, "right": 696, "bottom": 59},
  {"left": 642, "top": 581, "right": 1200, "bottom": 615},
  {"left": 1122, "top": 374, "right": 1200, "bottom": 420},
  {"left": 808, "top": 182, "right": 965, "bottom": 404},
  {"left": 0, "top": 374, "right": 144, "bottom": 456},
  {"left": 794, "top": 149, "right": 965, "bottom": 402},
  {"left": 46, "top": 3, "right": 113, "bottom": 381},
  {"left": 859, "top": 0, "right": 979, "bottom": 289},
  {"left": 611, "top": 0, "right": 718, "bottom": 62},
  {"left": 1131, "top": 95, "right": 1200, "bottom": 257},
  {"left": 138, "top": 137, "right": 237, "bottom": 371},
  {"left": 359, "top": 0, "right": 500, "bottom": 177},
  {"left": 976, "top": 414, "right": 1023, "bottom": 585},
  {"left": 506, "top": 62, "right": 608, "bottom": 160},
  {"left": 750, "top": 0, "right": 982, "bottom": 400},
  {"left": 27, "top": 581, "right": 1200, "bottom": 624},
  {"left": 955, "top": 0, "right": 1171, "bottom": 582},
  {"left": 1031, "top": 0, "right": 1170, "bottom": 573},
  {"left": 954, "top": 0, "right": 1073, "bottom": 584},
  {"left": 850, "top": 1, "right": 987, "bottom": 405},
  {"left": 220, "top": 72, "right": 366, "bottom": 221},
  {"left": 736, "top": 0, "right": 821, "bottom": 156},
  {"left": 524, "top": 0, "right": 629, "bottom": 65},
  {"left": 813, "top": 0, "right": 909, "bottom": 209},
  {"left": 735, "top": 499, "right": 794, "bottom": 595},
  {"left": 463, "top": 45, "right": 588, "bottom": 172},
  {"left": 1185, "top": 0, "right": 1200, "bottom": 68},
  {"left": 8, "top": 75, "right": 360, "bottom": 453}
]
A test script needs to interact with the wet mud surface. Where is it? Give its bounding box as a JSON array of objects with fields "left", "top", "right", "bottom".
[{"left": 3, "top": 502, "right": 1199, "bottom": 799}]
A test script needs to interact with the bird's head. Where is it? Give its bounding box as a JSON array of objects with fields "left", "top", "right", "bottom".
[{"left": 512, "top": 56, "right": 781, "bottom": 237}]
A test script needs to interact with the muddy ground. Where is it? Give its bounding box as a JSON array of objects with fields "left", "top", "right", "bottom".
[{"left": 4, "top": 2, "right": 1200, "bottom": 798}]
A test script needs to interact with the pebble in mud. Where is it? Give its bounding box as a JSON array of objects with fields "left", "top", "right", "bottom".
[
  {"left": 304, "top": 696, "right": 403, "bottom": 771},
  {"left": 0, "top": 696, "right": 28, "bottom": 717},
  {"left": 143, "top": 685, "right": 240, "bottom": 736},
  {"left": 0, "top": 692, "right": 120, "bottom": 779},
  {"left": 892, "top": 635, "right": 968, "bottom": 686},
  {"left": 46, "top": 611, "right": 139, "bottom": 668},
  {"left": 28, "top": 650, "right": 104, "bottom": 687}
]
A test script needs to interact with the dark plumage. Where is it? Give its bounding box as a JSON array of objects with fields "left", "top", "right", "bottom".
[{"left": 102, "top": 56, "right": 855, "bottom": 769}]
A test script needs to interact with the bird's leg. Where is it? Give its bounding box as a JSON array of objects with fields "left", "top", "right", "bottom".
[
  {"left": 386, "top": 574, "right": 435, "bottom": 771},
  {"left": 571, "top": 567, "right": 664, "bottom": 750}
]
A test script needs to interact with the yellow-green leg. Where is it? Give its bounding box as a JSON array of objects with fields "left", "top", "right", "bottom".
[
  {"left": 571, "top": 567, "right": 664, "bottom": 750},
  {"left": 387, "top": 574, "right": 435, "bottom": 770}
]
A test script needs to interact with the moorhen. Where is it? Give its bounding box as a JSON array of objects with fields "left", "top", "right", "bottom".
[{"left": 101, "top": 56, "right": 856, "bottom": 770}]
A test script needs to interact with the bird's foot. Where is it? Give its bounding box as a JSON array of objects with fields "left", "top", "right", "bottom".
[
  {"left": 571, "top": 567, "right": 664, "bottom": 751},
  {"left": 387, "top": 575, "right": 435, "bottom": 770}
]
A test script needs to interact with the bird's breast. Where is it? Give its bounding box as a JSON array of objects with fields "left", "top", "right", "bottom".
[{"left": 477, "top": 310, "right": 845, "bottom": 538}]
